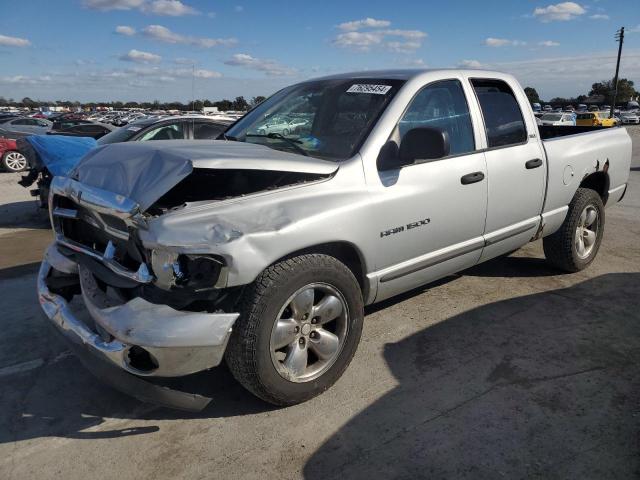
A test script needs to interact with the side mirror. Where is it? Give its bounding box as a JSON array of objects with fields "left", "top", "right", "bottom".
[{"left": 399, "top": 127, "right": 450, "bottom": 164}]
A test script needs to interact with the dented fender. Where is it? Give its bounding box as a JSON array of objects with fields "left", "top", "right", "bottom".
[{"left": 137, "top": 159, "right": 376, "bottom": 289}]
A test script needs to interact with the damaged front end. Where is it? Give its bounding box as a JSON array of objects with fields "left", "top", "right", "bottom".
[{"left": 38, "top": 141, "right": 337, "bottom": 409}]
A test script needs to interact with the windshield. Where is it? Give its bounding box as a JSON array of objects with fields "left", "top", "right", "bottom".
[
  {"left": 224, "top": 78, "right": 405, "bottom": 161},
  {"left": 542, "top": 113, "right": 562, "bottom": 121},
  {"left": 97, "top": 121, "right": 151, "bottom": 145}
]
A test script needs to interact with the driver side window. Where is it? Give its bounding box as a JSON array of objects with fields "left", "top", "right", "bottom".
[{"left": 399, "top": 80, "right": 475, "bottom": 156}]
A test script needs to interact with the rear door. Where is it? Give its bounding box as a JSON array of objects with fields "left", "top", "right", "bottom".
[{"left": 469, "top": 78, "right": 546, "bottom": 261}]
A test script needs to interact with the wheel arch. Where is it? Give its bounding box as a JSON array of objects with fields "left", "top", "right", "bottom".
[
  {"left": 273, "top": 241, "right": 370, "bottom": 301},
  {"left": 579, "top": 168, "right": 610, "bottom": 205}
]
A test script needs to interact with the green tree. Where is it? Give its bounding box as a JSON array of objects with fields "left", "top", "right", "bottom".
[
  {"left": 251, "top": 95, "right": 266, "bottom": 107},
  {"left": 214, "top": 99, "right": 233, "bottom": 111},
  {"left": 589, "top": 78, "right": 638, "bottom": 104},
  {"left": 21, "top": 97, "right": 36, "bottom": 108},
  {"left": 232, "top": 96, "right": 249, "bottom": 111},
  {"left": 524, "top": 87, "right": 541, "bottom": 104}
]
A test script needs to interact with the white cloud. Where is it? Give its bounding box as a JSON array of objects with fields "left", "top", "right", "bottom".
[
  {"left": 0, "top": 75, "right": 52, "bottom": 85},
  {"left": 629, "top": 25, "right": 640, "bottom": 33},
  {"left": 462, "top": 49, "right": 640, "bottom": 98},
  {"left": 195, "top": 69, "right": 222, "bottom": 79},
  {"left": 142, "top": 24, "right": 236, "bottom": 48},
  {"left": 539, "top": 40, "right": 560, "bottom": 47},
  {"left": 115, "top": 25, "right": 136, "bottom": 36},
  {"left": 224, "top": 53, "right": 297, "bottom": 76},
  {"left": 484, "top": 37, "right": 526, "bottom": 47},
  {"left": 589, "top": 14, "right": 609, "bottom": 20},
  {"left": 458, "top": 59, "right": 484, "bottom": 68},
  {"left": 0, "top": 34, "right": 31, "bottom": 47},
  {"left": 234, "top": 5, "right": 244, "bottom": 12},
  {"left": 400, "top": 58, "right": 427, "bottom": 67},
  {"left": 174, "top": 57, "right": 195, "bottom": 65},
  {"left": 82, "top": 0, "right": 144, "bottom": 11},
  {"left": 533, "top": 2, "right": 586, "bottom": 22},
  {"left": 84, "top": 0, "right": 198, "bottom": 15},
  {"left": 119, "top": 49, "right": 162, "bottom": 63},
  {"left": 338, "top": 18, "right": 391, "bottom": 32},
  {"left": 333, "top": 27, "right": 427, "bottom": 53},
  {"left": 142, "top": 0, "right": 198, "bottom": 16}
]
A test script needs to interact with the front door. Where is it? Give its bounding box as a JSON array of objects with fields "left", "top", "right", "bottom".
[{"left": 369, "top": 79, "right": 488, "bottom": 302}]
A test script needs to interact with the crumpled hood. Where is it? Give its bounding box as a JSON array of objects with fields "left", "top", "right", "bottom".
[{"left": 72, "top": 140, "right": 339, "bottom": 211}]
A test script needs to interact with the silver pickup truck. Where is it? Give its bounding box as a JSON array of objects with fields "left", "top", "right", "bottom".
[{"left": 38, "top": 69, "right": 632, "bottom": 410}]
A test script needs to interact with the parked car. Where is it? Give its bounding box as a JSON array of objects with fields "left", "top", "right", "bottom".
[
  {"left": 576, "top": 112, "right": 618, "bottom": 127},
  {"left": 20, "top": 116, "right": 232, "bottom": 208},
  {"left": 0, "top": 117, "right": 52, "bottom": 137},
  {"left": 542, "top": 105, "right": 553, "bottom": 111},
  {"left": 48, "top": 122, "right": 115, "bottom": 139},
  {"left": 254, "top": 116, "right": 295, "bottom": 136},
  {"left": 539, "top": 112, "right": 574, "bottom": 126},
  {"left": 51, "top": 118, "right": 93, "bottom": 131},
  {"left": 0, "top": 138, "right": 28, "bottom": 172},
  {"left": 620, "top": 112, "right": 640, "bottom": 125},
  {"left": 96, "top": 115, "right": 231, "bottom": 145},
  {"left": 38, "top": 69, "right": 631, "bottom": 410}
]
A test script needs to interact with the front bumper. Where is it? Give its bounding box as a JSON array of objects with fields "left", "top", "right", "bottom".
[{"left": 39, "top": 242, "right": 239, "bottom": 385}]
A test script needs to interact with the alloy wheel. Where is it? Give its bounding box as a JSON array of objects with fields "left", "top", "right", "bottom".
[{"left": 270, "top": 283, "right": 349, "bottom": 383}]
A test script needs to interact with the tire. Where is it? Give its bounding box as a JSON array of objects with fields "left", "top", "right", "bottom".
[
  {"left": 226, "top": 254, "right": 364, "bottom": 406},
  {"left": 282, "top": 128, "right": 290, "bottom": 136},
  {"left": 543, "top": 187, "right": 605, "bottom": 272},
  {"left": 2, "top": 151, "right": 28, "bottom": 172}
]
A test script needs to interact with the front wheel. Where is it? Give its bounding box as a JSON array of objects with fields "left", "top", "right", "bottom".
[
  {"left": 543, "top": 187, "right": 605, "bottom": 272},
  {"left": 2, "top": 151, "right": 28, "bottom": 172},
  {"left": 225, "top": 254, "right": 364, "bottom": 406}
]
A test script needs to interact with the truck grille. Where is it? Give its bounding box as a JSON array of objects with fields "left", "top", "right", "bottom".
[{"left": 49, "top": 177, "right": 153, "bottom": 285}]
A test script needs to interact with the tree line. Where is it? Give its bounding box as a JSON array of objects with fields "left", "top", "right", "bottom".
[
  {"left": 0, "top": 95, "right": 267, "bottom": 111},
  {"left": 524, "top": 79, "right": 638, "bottom": 106}
]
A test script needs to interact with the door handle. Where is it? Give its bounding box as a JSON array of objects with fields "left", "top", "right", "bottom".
[
  {"left": 525, "top": 158, "right": 543, "bottom": 169},
  {"left": 460, "top": 171, "right": 485, "bottom": 185}
]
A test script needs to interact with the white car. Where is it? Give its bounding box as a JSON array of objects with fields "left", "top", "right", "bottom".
[
  {"left": 620, "top": 112, "right": 640, "bottom": 125},
  {"left": 255, "top": 117, "right": 294, "bottom": 136},
  {"left": 539, "top": 113, "right": 575, "bottom": 126}
]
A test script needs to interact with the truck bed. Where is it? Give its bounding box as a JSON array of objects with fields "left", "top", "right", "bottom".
[{"left": 538, "top": 125, "right": 609, "bottom": 140}]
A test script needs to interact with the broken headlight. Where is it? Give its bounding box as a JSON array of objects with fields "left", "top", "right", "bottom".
[{"left": 150, "top": 250, "right": 227, "bottom": 291}]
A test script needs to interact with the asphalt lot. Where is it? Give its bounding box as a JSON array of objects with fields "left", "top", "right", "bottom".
[{"left": 1, "top": 127, "right": 639, "bottom": 480}]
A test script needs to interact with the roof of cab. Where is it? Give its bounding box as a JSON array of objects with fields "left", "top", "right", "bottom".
[{"left": 308, "top": 68, "right": 512, "bottom": 82}]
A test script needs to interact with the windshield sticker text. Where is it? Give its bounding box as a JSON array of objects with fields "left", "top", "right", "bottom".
[{"left": 347, "top": 84, "right": 392, "bottom": 95}]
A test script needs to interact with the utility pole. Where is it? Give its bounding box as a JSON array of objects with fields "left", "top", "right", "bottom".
[
  {"left": 191, "top": 63, "right": 195, "bottom": 113},
  {"left": 610, "top": 27, "right": 624, "bottom": 118}
]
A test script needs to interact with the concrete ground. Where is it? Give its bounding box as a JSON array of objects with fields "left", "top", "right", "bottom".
[{"left": 1, "top": 127, "right": 639, "bottom": 480}]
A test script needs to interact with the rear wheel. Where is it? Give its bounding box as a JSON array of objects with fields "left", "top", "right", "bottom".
[
  {"left": 226, "top": 254, "right": 364, "bottom": 406},
  {"left": 543, "top": 187, "right": 605, "bottom": 272},
  {"left": 2, "top": 151, "right": 27, "bottom": 172}
]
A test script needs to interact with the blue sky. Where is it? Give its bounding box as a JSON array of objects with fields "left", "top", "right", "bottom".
[{"left": 0, "top": 0, "right": 639, "bottom": 102}]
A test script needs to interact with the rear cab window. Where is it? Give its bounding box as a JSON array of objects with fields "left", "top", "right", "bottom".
[{"left": 470, "top": 79, "right": 527, "bottom": 148}]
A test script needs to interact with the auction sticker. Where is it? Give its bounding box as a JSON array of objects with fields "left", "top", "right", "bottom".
[{"left": 347, "top": 84, "right": 392, "bottom": 95}]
